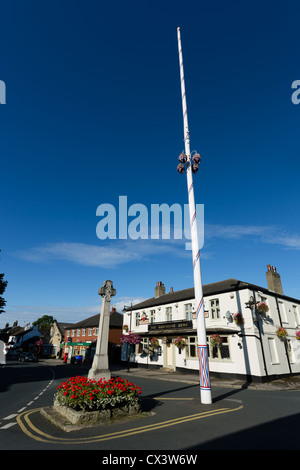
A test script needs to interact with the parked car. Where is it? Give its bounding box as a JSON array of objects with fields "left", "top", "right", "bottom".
[
  {"left": 6, "top": 350, "right": 21, "bottom": 359},
  {"left": 18, "top": 352, "right": 38, "bottom": 362}
]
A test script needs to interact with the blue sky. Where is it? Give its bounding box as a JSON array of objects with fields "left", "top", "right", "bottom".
[{"left": 1, "top": 0, "right": 300, "bottom": 328}]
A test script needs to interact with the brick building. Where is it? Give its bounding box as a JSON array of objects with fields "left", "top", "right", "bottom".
[{"left": 62, "top": 308, "right": 123, "bottom": 363}]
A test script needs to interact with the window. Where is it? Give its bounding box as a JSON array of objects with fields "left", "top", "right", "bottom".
[
  {"left": 88, "top": 328, "right": 93, "bottom": 336},
  {"left": 95, "top": 328, "right": 99, "bottom": 336},
  {"left": 268, "top": 337, "right": 278, "bottom": 364},
  {"left": 186, "top": 336, "right": 197, "bottom": 358},
  {"left": 149, "top": 310, "right": 155, "bottom": 324},
  {"left": 135, "top": 312, "right": 140, "bottom": 327},
  {"left": 293, "top": 305, "right": 300, "bottom": 326},
  {"left": 209, "top": 299, "right": 220, "bottom": 320},
  {"left": 185, "top": 303, "right": 193, "bottom": 321},
  {"left": 208, "top": 335, "right": 230, "bottom": 360},
  {"left": 287, "top": 339, "right": 295, "bottom": 363},
  {"left": 278, "top": 301, "right": 287, "bottom": 323},
  {"left": 166, "top": 307, "right": 172, "bottom": 321},
  {"left": 139, "top": 337, "right": 150, "bottom": 353},
  {"left": 82, "top": 329, "right": 86, "bottom": 337},
  {"left": 77, "top": 329, "right": 81, "bottom": 337},
  {"left": 71, "top": 329, "right": 75, "bottom": 337}
]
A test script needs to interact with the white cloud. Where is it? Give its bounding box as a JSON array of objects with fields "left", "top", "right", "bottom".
[
  {"left": 205, "top": 223, "right": 300, "bottom": 250},
  {"left": 12, "top": 224, "right": 300, "bottom": 273},
  {"left": 14, "top": 239, "right": 187, "bottom": 268}
]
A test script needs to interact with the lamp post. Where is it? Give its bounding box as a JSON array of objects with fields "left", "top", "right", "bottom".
[
  {"left": 122, "top": 304, "right": 133, "bottom": 372},
  {"left": 176, "top": 27, "right": 212, "bottom": 404}
]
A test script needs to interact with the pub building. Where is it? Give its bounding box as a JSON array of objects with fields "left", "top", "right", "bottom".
[{"left": 122, "top": 269, "right": 300, "bottom": 382}]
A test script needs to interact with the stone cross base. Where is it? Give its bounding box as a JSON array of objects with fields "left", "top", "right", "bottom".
[{"left": 88, "top": 354, "right": 111, "bottom": 382}]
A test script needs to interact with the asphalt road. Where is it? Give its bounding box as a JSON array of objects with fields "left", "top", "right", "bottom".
[{"left": 1, "top": 359, "right": 300, "bottom": 454}]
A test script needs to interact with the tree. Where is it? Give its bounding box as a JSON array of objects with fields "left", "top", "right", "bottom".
[
  {"left": 32, "top": 315, "right": 56, "bottom": 335},
  {"left": 0, "top": 250, "right": 8, "bottom": 314}
]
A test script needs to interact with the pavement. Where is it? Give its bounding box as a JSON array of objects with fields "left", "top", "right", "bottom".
[{"left": 41, "top": 359, "right": 300, "bottom": 391}]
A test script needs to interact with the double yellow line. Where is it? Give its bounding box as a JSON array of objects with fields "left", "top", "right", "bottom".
[{"left": 17, "top": 404, "right": 243, "bottom": 445}]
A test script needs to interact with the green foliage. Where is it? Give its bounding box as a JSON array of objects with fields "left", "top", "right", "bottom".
[{"left": 32, "top": 315, "right": 56, "bottom": 332}]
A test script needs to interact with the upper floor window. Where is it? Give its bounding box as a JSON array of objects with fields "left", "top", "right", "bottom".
[
  {"left": 293, "top": 305, "right": 300, "bottom": 325},
  {"left": 82, "top": 329, "right": 86, "bottom": 336},
  {"left": 185, "top": 303, "right": 193, "bottom": 320},
  {"left": 166, "top": 307, "right": 172, "bottom": 321},
  {"left": 149, "top": 310, "right": 155, "bottom": 324},
  {"left": 278, "top": 301, "right": 287, "bottom": 323},
  {"left": 209, "top": 299, "right": 220, "bottom": 320},
  {"left": 135, "top": 312, "right": 140, "bottom": 327},
  {"left": 77, "top": 329, "right": 81, "bottom": 337},
  {"left": 88, "top": 328, "right": 93, "bottom": 336}
]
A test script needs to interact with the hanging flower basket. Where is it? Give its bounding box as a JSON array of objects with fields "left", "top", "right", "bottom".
[
  {"left": 257, "top": 302, "right": 269, "bottom": 315},
  {"left": 276, "top": 327, "right": 287, "bottom": 341},
  {"left": 174, "top": 336, "right": 186, "bottom": 348},
  {"left": 150, "top": 337, "right": 159, "bottom": 348},
  {"left": 123, "top": 324, "right": 128, "bottom": 332},
  {"left": 296, "top": 331, "right": 300, "bottom": 341},
  {"left": 233, "top": 312, "right": 244, "bottom": 326},
  {"left": 210, "top": 334, "right": 222, "bottom": 348},
  {"left": 120, "top": 333, "right": 141, "bottom": 345}
]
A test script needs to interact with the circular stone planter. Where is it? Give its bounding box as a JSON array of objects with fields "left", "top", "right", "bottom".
[{"left": 52, "top": 399, "right": 141, "bottom": 426}]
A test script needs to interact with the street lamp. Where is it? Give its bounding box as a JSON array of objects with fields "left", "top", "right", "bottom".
[
  {"left": 245, "top": 296, "right": 259, "bottom": 322},
  {"left": 122, "top": 304, "right": 133, "bottom": 372},
  {"left": 176, "top": 27, "right": 212, "bottom": 404}
]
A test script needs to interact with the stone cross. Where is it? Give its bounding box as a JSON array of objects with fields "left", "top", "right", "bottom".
[{"left": 88, "top": 280, "right": 116, "bottom": 382}]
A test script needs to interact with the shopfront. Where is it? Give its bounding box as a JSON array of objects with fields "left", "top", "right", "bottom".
[{"left": 65, "top": 341, "right": 93, "bottom": 363}]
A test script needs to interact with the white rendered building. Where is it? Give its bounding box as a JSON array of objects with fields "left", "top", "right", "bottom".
[{"left": 122, "top": 267, "right": 300, "bottom": 382}]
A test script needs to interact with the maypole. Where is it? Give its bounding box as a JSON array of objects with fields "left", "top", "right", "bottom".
[{"left": 176, "top": 27, "right": 212, "bottom": 404}]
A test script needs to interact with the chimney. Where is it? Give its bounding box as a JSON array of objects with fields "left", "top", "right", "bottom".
[
  {"left": 155, "top": 281, "right": 166, "bottom": 298},
  {"left": 170, "top": 287, "right": 173, "bottom": 293},
  {"left": 266, "top": 265, "right": 283, "bottom": 295}
]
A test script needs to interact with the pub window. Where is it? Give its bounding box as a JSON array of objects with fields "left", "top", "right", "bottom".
[
  {"left": 278, "top": 301, "right": 287, "bottom": 323},
  {"left": 268, "top": 337, "right": 278, "bottom": 364},
  {"left": 207, "top": 335, "right": 230, "bottom": 360},
  {"left": 166, "top": 307, "right": 172, "bottom": 321},
  {"left": 293, "top": 305, "right": 300, "bottom": 326},
  {"left": 88, "top": 328, "right": 93, "bottom": 336},
  {"left": 77, "top": 329, "right": 81, "bottom": 337},
  {"left": 139, "top": 337, "right": 150, "bottom": 354},
  {"left": 71, "top": 329, "right": 75, "bottom": 337},
  {"left": 82, "top": 329, "right": 86, "bottom": 336},
  {"left": 149, "top": 310, "right": 155, "bottom": 324},
  {"left": 287, "top": 339, "right": 295, "bottom": 363},
  {"left": 209, "top": 299, "right": 220, "bottom": 320},
  {"left": 186, "top": 336, "right": 197, "bottom": 358},
  {"left": 135, "top": 312, "right": 140, "bottom": 327},
  {"left": 185, "top": 303, "right": 193, "bottom": 321}
]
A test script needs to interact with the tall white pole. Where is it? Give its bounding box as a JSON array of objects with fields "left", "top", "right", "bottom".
[{"left": 177, "top": 27, "right": 212, "bottom": 404}]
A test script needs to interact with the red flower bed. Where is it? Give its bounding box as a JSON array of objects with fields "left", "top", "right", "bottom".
[{"left": 54, "top": 375, "right": 142, "bottom": 411}]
